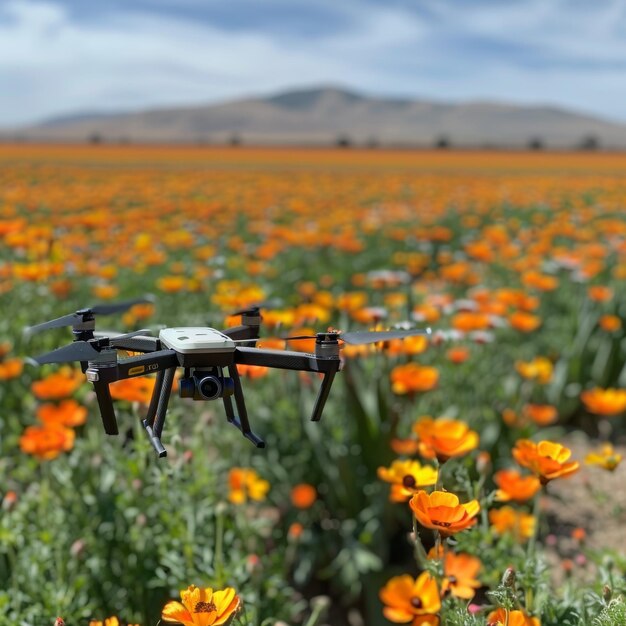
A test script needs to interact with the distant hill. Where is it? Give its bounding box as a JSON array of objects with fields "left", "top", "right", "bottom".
[{"left": 6, "top": 86, "right": 626, "bottom": 148}]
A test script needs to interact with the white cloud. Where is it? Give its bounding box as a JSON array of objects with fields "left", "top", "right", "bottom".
[{"left": 1, "top": 0, "right": 626, "bottom": 126}]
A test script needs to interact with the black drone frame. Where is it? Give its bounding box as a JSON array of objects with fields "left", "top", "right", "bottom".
[
  {"left": 28, "top": 300, "right": 431, "bottom": 458},
  {"left": 32, "top": 308, "right": 341, "bottom": 457}
]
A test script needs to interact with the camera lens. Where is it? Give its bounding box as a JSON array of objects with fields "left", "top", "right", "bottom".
[{"left": 198, "top": 375, "right": 222, "bottom": 400}]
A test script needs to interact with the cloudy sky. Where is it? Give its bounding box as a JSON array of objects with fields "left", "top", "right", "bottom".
[{"left": 2, "top": 0, "right": 626, "bottom": 126}]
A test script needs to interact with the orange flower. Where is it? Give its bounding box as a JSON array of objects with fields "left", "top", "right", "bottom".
[
  {"left": 288, "top": 522, "right": 304, "bottom": 540},
  {"left": 385, "top": 335, "right": 429, "bottom": 356},
  {"left": 290, "top": 483, "right": 317, "bottom": 509},
  {"left": 31, "top": 368, "right": 84, "bottom": 400},
  {"left": 451, "top": 311, "right": 490, "bottom": 333},
  {"left": 599, "top": 314, "right": 621, "bottom": 332},
  {"left": 377, "top": 459, "right": 438, "bottom": 502},
  {"left": 390, "top": 437, "right": 421, "bottom": 455},
  {"left": 390, "top": 364, "right": 439, "bottom": 395},
  {"left": 0, "top": 357, "right": 23, "bottom": 380},
  {"left": 522, "top": 403, "right": 558, "bottom": 426},
  {"left": 509, "top": 311, "right": 542, "bottom": 332},
  {"left": 515, "top": 357, "right": 553, "bottom": 384},
  {"left": 585, "top": 443, "right": 622, "bottom": 471},
  {"left": 412, "top": 417, "right": 479, "bottom": 462},
  {"left": 512, "top": 440, "right": 579, "bottom": 484},
  {"left": 446, "top": 347, "right": 470, "bottom": 364},
  {"left": 409, "top": 490, "right": 480, "bottom": 536},
  {"left": 92, "top": 283, "right": 119, "bottom": 300},
  {"left": 502, "top": 408, "right": 521, "bottom": 427},
  {"left": 489, "top": 506, "right": 535, "bottom": 542},
  {"left": 122, "top": 302, "right": 155, "bottom": 325},
  {"left": 379, "top": 571, "right": 441, "bottom": 625},
  {"left": 236, "top": 363, "right": 269, "bottom": 379},
  {"left": 157, "top": 275, "right": 187, "bottom": 293},
  {"left": 587, "top": 285, "right": 613, "bottom": 302},
  {"left": 110, "top": 376, "right": 157, "bottom": 404},
  {"left": 88, "top": 619, "right": 129, "bottom": 626},
  {"left": 19, "top": 424, "right": 75, "bottom": 460},
  {"left": 427, "top": 548, "right": 481, "bottom": 599},
  {"left": 580, "top": 387, "right": 626, "bottom": 416},
  {"left": 487, "top": 608, "right": 540, "bottom": 626},
  {"left": 37, "top": 399, "right": 88, "bottom": 428},
  {"left": 228, "top": 468, "right": 270, "bottom": 504},
  {"left": 494, "top": 469, "right": 541, "bottom": 503},
  {"left": 521, "top": 271, "right": 558, "bottom": 292},
  {"left": 161, "top": 585, "right": 241, "bottom": 626}
]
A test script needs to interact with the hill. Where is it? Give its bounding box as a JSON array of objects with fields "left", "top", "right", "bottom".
[{"left": 7, "top": 86, "right": 626, "bottom": 147}]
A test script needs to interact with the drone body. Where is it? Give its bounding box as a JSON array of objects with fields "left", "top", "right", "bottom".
[{"left": 27, "top": 302, "right": 429, "bottom": 459}]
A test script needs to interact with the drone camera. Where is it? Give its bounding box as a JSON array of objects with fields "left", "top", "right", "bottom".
[{"left": 179, "top": 367, "right": 234, "bottom": 401}]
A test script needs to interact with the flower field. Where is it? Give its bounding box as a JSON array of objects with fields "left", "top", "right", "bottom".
[{"left": 1, "top": 144, "right": 626, "bottom": 626}]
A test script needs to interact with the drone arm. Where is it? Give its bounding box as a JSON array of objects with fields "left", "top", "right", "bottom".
[
  {"left": 116, "top": 350, "right": 179, "bottom": 380},
  {"left": 111, "top": 336, "right": 161, "bottom": 353},
  {"left": 235, "top": 347, "right": 341, "bottom": 421},
  {"left": 234, "top": 347, "right": 340, "bottom": 373}
]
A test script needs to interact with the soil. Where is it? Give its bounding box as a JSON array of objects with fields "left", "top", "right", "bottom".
[{"left": 542, "top": 433, "right": 626, "bottom": 585}]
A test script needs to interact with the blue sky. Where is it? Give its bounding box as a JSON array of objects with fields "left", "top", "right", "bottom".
[{"left": 2, "top": 0, "right": 626, "bottom": 126}]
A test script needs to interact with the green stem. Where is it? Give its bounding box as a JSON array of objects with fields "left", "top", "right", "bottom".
[
  {"left": 434, "top": 458, "right": 443, "bottom": 492},
  {"left": 412, "top": 516, "right": 428, "bottom": 568},
  {"left": 303, "top": 603, "right": 326, "bottom": 626},
  {"left": 214, "top": 508, "right": 225, "bottom": 587},
  {"left": 526, "top": 486, "right": 543, "bottom": 561}
]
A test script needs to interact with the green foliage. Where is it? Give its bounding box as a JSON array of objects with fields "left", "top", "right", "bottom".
[
  {"left": 1, "top": 148, "right": 626, "bottom": 625},
  {"left": 593, "top": 597, "right": 626, "bottom": 626}
]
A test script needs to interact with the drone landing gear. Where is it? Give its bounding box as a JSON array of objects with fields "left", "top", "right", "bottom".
[
  {"left": 223, "top": 364, "right": 265, "bottom": 448},
  {"left": 142, "top": 367, "right": 175, "bottom": 458}
]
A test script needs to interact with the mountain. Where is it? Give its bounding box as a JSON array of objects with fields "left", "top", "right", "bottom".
[{"left": 7, "top": 86, "right": 626, "bottom": 148}]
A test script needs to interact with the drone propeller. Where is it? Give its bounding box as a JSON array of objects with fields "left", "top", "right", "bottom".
[
  {"left": 28, "top": 329, "right": 152, "bottom": 365},
  {"left": 229, "top": 299, "right": 284, "bottom": 316},
  {"left": 88, "top": 296, "right": 155, "bottom": 316},
  {"left": 28, "top": 341, "right": 103, "bottom": 365},
  {"left": 281, "top": 328, "right": 432, "bottom": 346},
  {"left": 24, "top": 295, "right": 155, "bottom": 337},
  {"left": 109, "top": 329, "right": 152, "bottom": 346}
]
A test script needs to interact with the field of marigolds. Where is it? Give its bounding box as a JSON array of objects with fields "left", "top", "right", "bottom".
[{"left": 1, "top": 144, "right": 626, "bottom": 626}]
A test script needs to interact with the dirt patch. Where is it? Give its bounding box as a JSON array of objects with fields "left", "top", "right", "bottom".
[{"left": 542, "top": 433, "right": 626, "bottom": 584}]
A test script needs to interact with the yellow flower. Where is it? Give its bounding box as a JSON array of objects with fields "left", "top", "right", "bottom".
[
  {"left": 162, "top": 585, "right": 241, "bottom": 626},
  {"left": 88, "top": 619, "right": 127, "bottom": 626},
  {"left": 377, "top": 459, "right": 438, "bottom": 502},
  {"left": 489, "top": 506, "right": 535, "bottom": 542},
  {"left": 228, "top": 467, "right": 270, "bottom": 504},
  {"left": 585, "top": 443, "right": 622, "bottom": 472},
  {"left": 515, "top": 357, "right": 553, "bottom": 384}
]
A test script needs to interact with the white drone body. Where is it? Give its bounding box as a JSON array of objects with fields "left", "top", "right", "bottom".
[{"left": 159, "top": 327, "right": 237, "bottom": 354}]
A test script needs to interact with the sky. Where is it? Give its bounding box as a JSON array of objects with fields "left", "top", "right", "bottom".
[{"left": 2, "top": 0, "right": 626, "bottom": 126}]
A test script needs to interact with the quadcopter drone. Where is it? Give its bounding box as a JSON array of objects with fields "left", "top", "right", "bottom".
[{"left": 26, "top": 298, "right": 430, "bottom": 457}]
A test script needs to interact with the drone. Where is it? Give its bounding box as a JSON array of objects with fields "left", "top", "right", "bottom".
[{"left": 26, "top": 298, "right": 431, "bottom": 457}]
